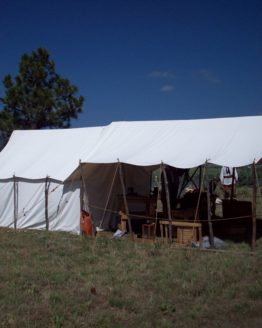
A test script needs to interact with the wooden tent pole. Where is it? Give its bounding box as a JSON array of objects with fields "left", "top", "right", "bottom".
[
  {"left": 79, "top": 161, "right": 95, "bottom": 236},
  {"left": 118, "top": 161, "right": 134, "bottom": 239},
  {"left": 99, "top": 162, "right": 119, "bottom": 228},
  {"left": 13, "top": 175, "right": 17, "bottom": 230},
  {"left": 205, "top": 162, "right": 214, "bottom": 248},
  {"left": 199, "top": 165, "right": 202, "bottom": 190},
  {"left": 45, "top": 176, "right": 50, "bottom": 231},
  {"left": 252, "top": 161, "right": 257, "bottom": 251},
  {"left": 230, "top": 167, "right": 236, "bottom": 201},
  {"left": 194, "top": 165, "right": 204, "bottom": 223},
  {"left": 162, "top": 163, "right": 173, "bottom": 243},
  {"left": 80, "top": 171, "right": 83, "bottom": 212},
  {"left": 79, "top": 160, "right": 84, "bottom": 211}
]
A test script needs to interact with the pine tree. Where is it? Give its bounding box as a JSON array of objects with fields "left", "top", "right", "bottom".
[{"left": 0, "top": 48, "right": 84, "bottom": 145}]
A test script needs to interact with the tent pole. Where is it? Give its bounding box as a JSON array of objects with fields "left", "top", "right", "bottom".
[
  {"left": 13, "top": 175, "right": 17, "bottom": 230},
  {"left": 99, "top": 162, "right": 119, "bottom": 228},
  {"left": 118, "top": 161, "right": 134, "bottom": 240},
  {"left": 230, "top": 168, "right": 236, "bottom": 201},
  {"left": 252, "top": 161, "right": 257, "bottom": 251},
  {"left": 45, "top": 176, "right": 50, "bottom": 231},
  {"left": 199, "top": 165, "right": 202, "bottom": 189},
  {"left": 79, "top": 161, "right": 95, "bottom": 236},
  {"left": 205, "top": 161, "right": 214, "bottom": 248},
  {"left": 162, "top": 163, "right": 173, "bottom": 243},
  {"left": 79, "top": 160, "right": 85, "bottom": 212},
  {"left": 80, "top": 173, "right": 83, "bottom": 211},
  {"left": 194, "top": 165, "right": 205, "bottom": 223}
]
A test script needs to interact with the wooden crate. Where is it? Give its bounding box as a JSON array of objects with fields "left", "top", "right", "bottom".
[
  {"left": 159, "top": 220, "right": 202, "bottom": 245},
  {"left": 177, "top": 227, "right": 197, "bottom": 245}
]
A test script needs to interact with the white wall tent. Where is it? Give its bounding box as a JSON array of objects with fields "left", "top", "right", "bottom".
[
  {"left": 0, "top": 127, "right": 104, "bottom": 233},
  {"left": 0, "top": 115, "right": 262, "bottom": 233}
]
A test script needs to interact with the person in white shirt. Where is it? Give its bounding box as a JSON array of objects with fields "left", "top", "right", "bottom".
[{"left": 219, "top": 166, "right": 238, "bottom": 199}]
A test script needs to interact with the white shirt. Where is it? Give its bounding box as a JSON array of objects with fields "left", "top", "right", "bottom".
[{"left": 220, "top": 167, "right": 238, "bottom": 186}]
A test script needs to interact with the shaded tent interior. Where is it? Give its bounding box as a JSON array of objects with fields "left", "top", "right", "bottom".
[
  {"left": 70, "top": 162, "right": 260, "bottom": 243},
  {"left": 70, "top": 163, "right": 187, "bottom": 233}
]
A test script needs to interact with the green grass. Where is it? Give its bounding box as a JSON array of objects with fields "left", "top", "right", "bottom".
[{"left": 0, "top": 229, "right": 262, "bottom": 327}]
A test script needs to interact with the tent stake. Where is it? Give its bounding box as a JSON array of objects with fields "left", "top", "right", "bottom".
[
  {"left": 118, "top": 161, "right": 134, "bottom": 240},
  {"left": 162, "top": 163, "right": 173, "bottom": 243},
  {"left": 252, "top": 161, "right": 257, "bottom": 251},
  {"left": 205, "top": 162, "right": 214, "bottom": 248}
]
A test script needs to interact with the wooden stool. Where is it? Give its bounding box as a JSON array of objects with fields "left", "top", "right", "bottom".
[{"left": 142, "top": 223, "right": 155, "bottom": 239}]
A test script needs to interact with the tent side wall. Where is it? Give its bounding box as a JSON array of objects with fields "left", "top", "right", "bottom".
[
  {"left": 0, "top": 179, "right": 15, "bottom": 227},
  {"left": 49, "top": 180, "right": 81, "bottom": 233},
  {"left": 16, "top": 179, "right": 46, "bottom": 229},
  {"left": 0, "top": 178, "right": 81, "bottom": 233}
]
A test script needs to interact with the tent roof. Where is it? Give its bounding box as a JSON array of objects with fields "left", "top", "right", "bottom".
[
  {"left": 82, "top": 116, "right": 262, "bottom": 168},
  {"left": 0, "top": 116, "right": 261, "bottom": 181},
  {"left": 0, "top": 126, "right": 104, "bottom": 181}
]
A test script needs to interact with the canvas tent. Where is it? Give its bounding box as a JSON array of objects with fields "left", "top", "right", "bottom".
[
  {"left": 0, "top": 115, "right": 262, "bottom": 233},
  {"left": 0, "top": 127, "right": 104, "bottom": 233}
]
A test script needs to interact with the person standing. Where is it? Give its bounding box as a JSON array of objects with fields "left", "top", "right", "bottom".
[{"left": 219, "top": 166, "right": 238, "bottom": 199}]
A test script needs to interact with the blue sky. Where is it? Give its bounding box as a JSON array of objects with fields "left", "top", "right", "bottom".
[{"left": 0, "top": 0, "right": 261, "bottom": 127}]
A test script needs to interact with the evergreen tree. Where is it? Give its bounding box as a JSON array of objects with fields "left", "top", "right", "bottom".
[{"left": 0, "top": 48, "right": 84, "bottom": 145}]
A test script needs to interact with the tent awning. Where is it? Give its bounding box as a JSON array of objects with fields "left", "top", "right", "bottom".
[{"left": 81, "top": 116, "right": 262, "bottom": 168}]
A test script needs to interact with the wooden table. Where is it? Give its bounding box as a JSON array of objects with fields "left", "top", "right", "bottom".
[{"left": 159, "top": 220, "right": 202, "bottom": 245}]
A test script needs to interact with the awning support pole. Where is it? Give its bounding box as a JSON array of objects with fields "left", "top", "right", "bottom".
[
  {"left": 230, "top": 167, "right": 236, "bottom": 201},
  {"left": 194, "top": 165, "right": 204, "bottom": 223},
  {"left": 118, "top": 161, "right": 134, "bottom": 240},
  {"left": 99, "top": 162, "right": 120, "bottom": 228},
  {"left": 199, "top": 165, "right": 202, "bottom": 190},
  {"left": 45, "top": 176, "right": 50, "bottom": 231},
  {"left": 205, "top": 161, "right": 214, "bottom": 248},
  {"left": 252, "top": 161, "right": 257, "bottom": 251},
  {"left": 162, "top": 162, "right": 173, "bottom": 243},
  {"left": 80, "top": 172, "right": 83, "bottom": 211},
  {"left": 79, "top": 161, "right": 95, "bottom": 236}
]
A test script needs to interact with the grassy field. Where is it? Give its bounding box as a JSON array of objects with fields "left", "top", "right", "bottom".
[{"left": 0, "top": 229, "right": 262, "bottom": 328}]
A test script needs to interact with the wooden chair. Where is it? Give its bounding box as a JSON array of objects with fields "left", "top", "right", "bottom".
[{"left": 142, "top": 222, "right": 156, "bottom": 240}]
